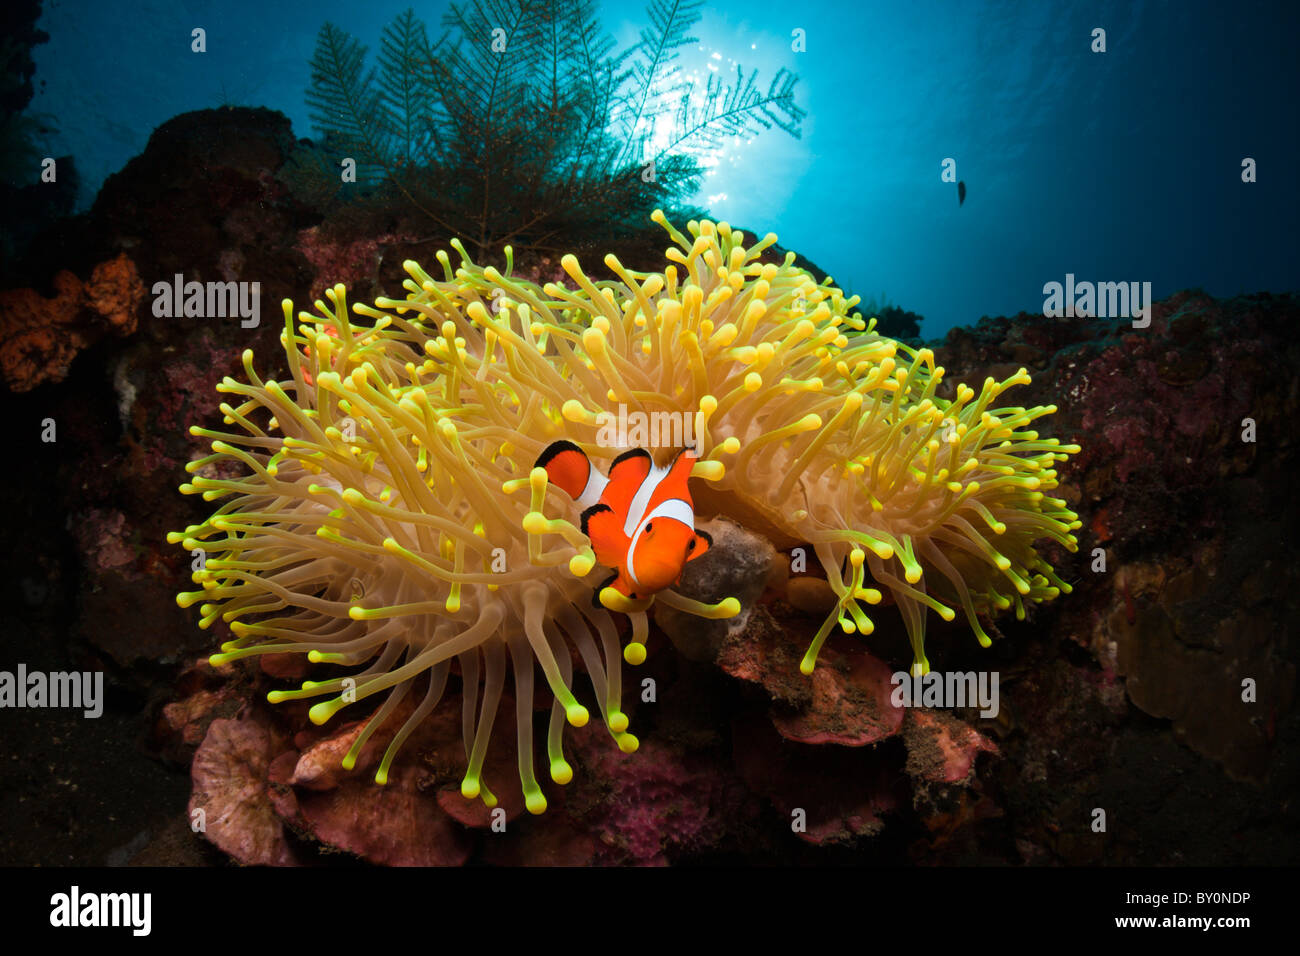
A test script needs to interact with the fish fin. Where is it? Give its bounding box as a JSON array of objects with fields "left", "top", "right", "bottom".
[
  {"left": 580, "top": 503, "right": 626, "bottom": 568},
  {"left": 590, "top": 572, "right": 637, "bottom": 605},
  {"left": 686, "top": 528, "right": 712, "bottom": 562},
  {"left": 655, "top": 447, "right": 698, "bottom": 508},
  {"left": 579, "top": 502, "right": 612, "bottom": 536},
  {"left": 636, "top": 448, "right": 697, "bottom": 520},
  {"left": 535, "top": 439, "right": 582, "bottom": 469},
  {"left": 600, "top": 448, "right": 653, "bottom": 518},
  {"left": 535, "top": 440, "right": 592, "bottom": 500},
  {"left": 608, "top": 448, "right": 652, "bottom": 482},
  {"left": 668, "top": 446, "right": 697, "bottom": 476}
]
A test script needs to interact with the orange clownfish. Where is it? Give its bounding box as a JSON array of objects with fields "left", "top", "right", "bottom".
[{"left": 535, "top": 441, "right": 712, "bottom": 602}]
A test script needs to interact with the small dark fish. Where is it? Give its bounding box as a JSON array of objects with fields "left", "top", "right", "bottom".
[{"left": 957, "top": 180, "right": 966, "bottom": 206}]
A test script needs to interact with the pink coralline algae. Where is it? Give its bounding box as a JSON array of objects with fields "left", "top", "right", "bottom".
[
  {"left": 188, "top": 716, "right": 299, "bottom": 866},
  {"left": 562, "top": 722, "right": 755, "bottom": 865},
  {"left": 295, "top": 227, "right": 418, "bottom": 299},
  {"left": 904, "top": 710, "right": 999, "bottom": 784}
]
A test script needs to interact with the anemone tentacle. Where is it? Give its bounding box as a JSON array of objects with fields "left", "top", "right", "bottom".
[{"left": 172, "top": 211, "right": 1078, "bottom": 807}]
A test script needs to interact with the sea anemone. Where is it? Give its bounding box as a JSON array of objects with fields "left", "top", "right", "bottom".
[{"left": 170, "top": 210, "right": 1079, "bottom": 811}]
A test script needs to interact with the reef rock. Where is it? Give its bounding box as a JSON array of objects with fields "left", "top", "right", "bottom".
[
  {"left": 656, "top": 516, "right": 777, "bottom": 662},
  {"left": 188, "top": 715, "right": 299, "bottom": 866},
  {"left": 0, "top": 254, "right": 143, "bottom": 391}
]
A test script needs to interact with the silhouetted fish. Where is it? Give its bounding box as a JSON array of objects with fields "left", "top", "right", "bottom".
[{"left": 958, "top": 180, "right": 966, "bottom": 206}]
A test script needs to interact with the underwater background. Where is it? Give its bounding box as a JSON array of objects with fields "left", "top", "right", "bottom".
[
  {"left": 0, "top": 0, "right": 1296, "bottom": 870},
  {"left": 24, "top": 0, "right": 1299, "bottom": 336}
]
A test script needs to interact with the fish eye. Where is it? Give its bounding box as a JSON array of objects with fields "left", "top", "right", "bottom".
[
  {"left": 687, "top": 538, "right": 696, "bottom": 552},
  {"left": 644, "top": 522, "right": 653, "bottom": 533}
]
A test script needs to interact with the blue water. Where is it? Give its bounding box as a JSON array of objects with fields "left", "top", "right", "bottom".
[{"left": 29, "top": 0, "right": 1299, "bottom": 336}]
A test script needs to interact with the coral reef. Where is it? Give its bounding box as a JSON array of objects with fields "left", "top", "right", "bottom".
[
  {"left": 170, "top": 208, "right": 1077, "bottom": 821},
  {"left": 0, "top": 254, "right": 143, "bottom": 391},
  {"left": 938, "top": 291, "right": 1298, "bottom": 784},
  {"left": 2, "top": 105, "right": 1293, "bottom": 867},
  {"left": 163, "top": 279, "right": 1298, "bottom": 864}
]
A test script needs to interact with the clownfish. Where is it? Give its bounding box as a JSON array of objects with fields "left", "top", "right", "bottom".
[{"left": 535, "top": 440, "right": 712, "bottom": 602}]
